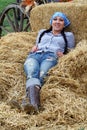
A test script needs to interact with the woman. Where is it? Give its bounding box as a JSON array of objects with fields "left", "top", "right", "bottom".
[{"left": 23, "top": 12, "right": 75, "bottom": 114}]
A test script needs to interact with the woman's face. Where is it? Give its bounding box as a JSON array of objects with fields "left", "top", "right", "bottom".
[{"left": 52, "top": 16, "right": 65, "bottom": 34}]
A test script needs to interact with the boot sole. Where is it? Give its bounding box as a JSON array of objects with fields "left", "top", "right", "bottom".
[{"left": 22, "top": 103, "right": 38, "bottom": 114}]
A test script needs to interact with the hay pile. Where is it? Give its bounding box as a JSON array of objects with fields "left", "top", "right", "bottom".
[
  {"left": 0, "top": 33, "right": 87, "bottom": 130},
  {"left": 0, "top": 32, "right": 37, "bottom": 101},
  {"left": 0, "top": 2, "right": 87, "bottom": 130}
]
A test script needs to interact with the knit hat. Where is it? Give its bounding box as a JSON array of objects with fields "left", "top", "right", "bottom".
[{"left": 50, "top": 12, "right": 70, "bottom": 27}]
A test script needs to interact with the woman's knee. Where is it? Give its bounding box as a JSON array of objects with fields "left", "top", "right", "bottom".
[{"left": 24, "top": 58, "right": 40, "bottom": 75}]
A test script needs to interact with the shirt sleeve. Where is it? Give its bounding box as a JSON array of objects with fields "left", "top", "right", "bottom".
[
  {"left": 36, "top": 29, "right": 46, "bottom": 45},
  {"left": 66, "top": 32, "right": 75, "bottom": 49}
]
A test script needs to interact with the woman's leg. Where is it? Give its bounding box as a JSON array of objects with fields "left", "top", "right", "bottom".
[
  {"left": 24, "top": 57, "right": 41, "bottom": 90},
  {"left": 40, "top": 55, "right": 57, "bottom": 85},
  {"left": 23, "top": 58, "right": 41, "bottom": 113},
  {"left": 24, "top": 58, "right": 40, "bottom": 79}
]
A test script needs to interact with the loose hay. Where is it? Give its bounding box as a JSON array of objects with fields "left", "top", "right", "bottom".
[
  {"left": 0, "top": 33, "right": 87, "bottom": 130},
  {"left": 0, "top": 32, "right": 37, "bottom": 63},
  {"left": 0, "top": 2, "right": 87, "bottom": 130}
]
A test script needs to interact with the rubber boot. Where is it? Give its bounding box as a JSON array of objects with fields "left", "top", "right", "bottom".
[{"left": 22, "top": 85, "right": 40, "bottom": 114}]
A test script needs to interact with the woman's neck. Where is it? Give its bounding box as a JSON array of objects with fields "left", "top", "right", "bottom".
[{"left": 52, "top": 30, "right": 61, "bottom": 35}]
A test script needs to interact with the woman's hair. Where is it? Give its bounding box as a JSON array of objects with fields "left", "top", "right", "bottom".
[
  {"left": 38, "top": 27, "right": 68, "bottom": 54},
  {"left": 61, "top": 29, "right": 68, "bottom": 54},
  {"left": 38, "top": 26, "right": 52, "bottom": 43}
]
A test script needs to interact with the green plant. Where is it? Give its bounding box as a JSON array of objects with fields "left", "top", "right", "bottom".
[{"left": 0, "top": 0, "right": 16, "bottom": 13}]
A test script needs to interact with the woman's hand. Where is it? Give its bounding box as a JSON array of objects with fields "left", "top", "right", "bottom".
[
  {"left": 57, "top": 51, "right": 64, "bottom": 57},
  {"left": 31, "top": 45, "right": 38, "bottom": 52}
]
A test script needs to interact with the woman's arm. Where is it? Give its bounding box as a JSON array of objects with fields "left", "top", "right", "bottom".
[
  {"left": 36, "top": 29, "right": 46, "bottom": 44},
  {"left": 66, "top": 32, "right": 75, "bottom": 51},
  {"left": 57, "top": 32, "right": 75, "bottom": 57}
]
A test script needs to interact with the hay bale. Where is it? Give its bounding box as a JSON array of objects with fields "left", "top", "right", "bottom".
[
  {"left": 30, "top": 3, "right": 87, "bottom": 43},
  {"left": 74, "top": 0, "right": 87, "bottom": 4}
]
